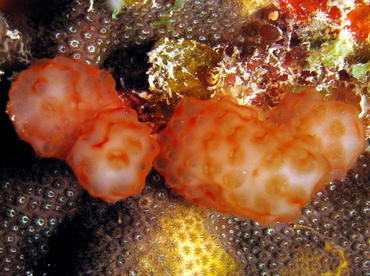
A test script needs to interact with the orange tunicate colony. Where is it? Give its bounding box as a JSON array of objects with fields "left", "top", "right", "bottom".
[
  {"left": 6, "top": 57, "right": 159, "bottom": 203},
  {"left": 6, "top": 56, "right": 122, "bottom": 159},
  {"left": 154, "top": 89, "right": 366, "bottom": 224},
  {"left": 6, "top": 56, "right": 366, "bottom": 222},
  {"left": 66, "top": 107, "right": 159, "bottom": 203}
]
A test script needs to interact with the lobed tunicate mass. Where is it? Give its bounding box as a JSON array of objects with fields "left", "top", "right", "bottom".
[
  {"left": 154, "top": 89, "right": 366, "bottom": 224},
  {"left": 1, "top": 0, "right": 370, "bottom": 274}
]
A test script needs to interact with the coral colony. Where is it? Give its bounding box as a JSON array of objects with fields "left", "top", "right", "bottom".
[{"left": 1, "top": 0, "right": 370, "bottom": 275}]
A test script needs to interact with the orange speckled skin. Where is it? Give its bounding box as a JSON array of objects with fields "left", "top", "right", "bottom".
[
  {"left": 6, "top": 57, "right": 122, "bottom": 159},
  {"left": 154, "top": 89, "right": 366, "bottom": 224},
  {"left": 66, "top": 107, "right": 159, "bottom": 203},
  {"left": 269, "top": 88, "right": 366, "bottom": 180},
  {"left": 6, "top": 56, "right": 160, "bottom": 203}
]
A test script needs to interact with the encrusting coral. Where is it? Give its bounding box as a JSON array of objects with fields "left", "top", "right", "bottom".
[{"left": 1, "top": 153, "right": 370, "bottom": 275}]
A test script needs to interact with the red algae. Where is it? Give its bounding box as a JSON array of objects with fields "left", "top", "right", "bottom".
[
  {"left": 347, "top": 3, "right": 370, "bottom": 41},
  {"left": 278, "top": 0, "right": 342, "bottom": 24},
  {"left": 279, "top": 0, "right": 370, "bottom": 41}
]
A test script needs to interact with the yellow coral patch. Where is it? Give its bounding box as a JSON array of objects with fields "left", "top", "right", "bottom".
[{"left": 136, "top": 202, "right": 243, "bottom": 275}]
